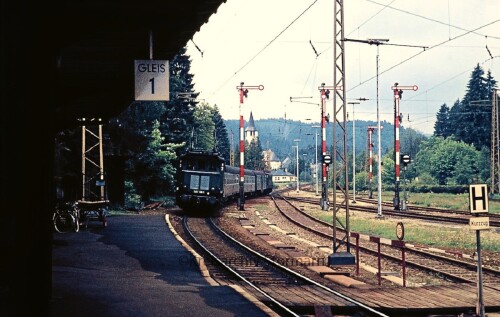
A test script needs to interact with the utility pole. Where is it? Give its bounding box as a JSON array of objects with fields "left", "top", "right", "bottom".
[
  {"left": 230, "top": 130, "right": 234, "bottom": 166},
  {"left": 348, "top": 98, "right": 367, "bottom": 203},
  {"left": 367, "top": 126, "right": 382, "bottom": 199},
  {"left": 236, "top": 82, "right": 264, "bottom": 211},
  {"left": 391, "top": 83, "right": 418, "bottom": 210},
  {"left": 309, "top": 125, "right": 321, "bottom": 196},
  {"left": 491, "top": 89, "right": 500, "bottom": 196},
  {"left": 344, "top": 37, "right": 426, "bottom": 216},
  {"left": 348, "top": 101, "right": 359, "bottom": 203},
  {"left": 293, "top": 139, "right": 301, "bottom": 192}
]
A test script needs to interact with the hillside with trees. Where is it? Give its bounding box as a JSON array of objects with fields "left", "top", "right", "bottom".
[{"left": 54, "top": 43, "right": 498, "bottom": 209}]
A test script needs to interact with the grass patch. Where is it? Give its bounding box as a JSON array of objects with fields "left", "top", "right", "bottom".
[
  {"left": 107, "top": 210, "right": 138, "bottom": 216},
  {"left": 309, "top": 210, "right": 500, "bottom": 252},
  {"left": 378, "top": 191, "right": 500, "bottom": 214}
]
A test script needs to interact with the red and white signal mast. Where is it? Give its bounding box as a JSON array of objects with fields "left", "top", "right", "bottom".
[
  {"left": 367, "top": 125, "right": 382, "bottom": 199},
  {"left": 318, "top": 83, "right": 332, "bottom": 210},
  {"left": 391, "top": 83, "right": 417, "bottom": 210},
  {"left": 236, "top": 82, "right": 264, "bottom": 211}
]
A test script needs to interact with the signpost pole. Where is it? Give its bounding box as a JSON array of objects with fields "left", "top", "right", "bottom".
[
  {"left": 476, "top": 229, "right": 485, "bottom": 317},
  {"left": 468, "top": 184, "right": 489, "bottom": 317}
]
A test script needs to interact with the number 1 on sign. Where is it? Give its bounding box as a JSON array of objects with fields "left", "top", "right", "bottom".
[{"left": 149, "top": 78, "right": 155, "bottom": 94}]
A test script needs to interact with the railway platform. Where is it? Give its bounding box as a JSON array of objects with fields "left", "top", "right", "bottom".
[{"left": 50, "top": 213, "right": 274, "bottom": 317}]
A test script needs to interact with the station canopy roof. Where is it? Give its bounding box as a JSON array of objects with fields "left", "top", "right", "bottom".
[{"left": 51, "top": 0, "right": 227, "bottom": 130}]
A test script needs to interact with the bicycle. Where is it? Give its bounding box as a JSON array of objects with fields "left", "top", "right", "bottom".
[{"left": 53, "top": 201, "right": 80, "bottom": 233}]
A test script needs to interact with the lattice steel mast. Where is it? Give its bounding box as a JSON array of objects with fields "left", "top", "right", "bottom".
[
  {"left": 80, "top": 118, "right": 105, "bottom": 201},
  {"left": 329, "top": 0, "right": 354, "bottom": 265}
]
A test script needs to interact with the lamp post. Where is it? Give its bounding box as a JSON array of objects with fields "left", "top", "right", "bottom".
[
  {"left": 308, "top": 125, "right": 321, "bottom": 195},
  {"left": 348, "top": 99, "right": 367, "bottom": 203},
  {"left": 344, "top": 38, "right": 426, "bottom": 217},
  {"left": 293, "top": 139, "right": 301, "bottom": 192},
  {"left": 344, "top": 38, "right": 389, "bottom": 217},
  {"left": 303, "top": 153, "right": 308, "bottom": 183},
  {"left": 292, "top": 96, "right": 323, "bottom": 204},
  {"left": 348, "top": 101, "right": 360, "bottom": 203}
]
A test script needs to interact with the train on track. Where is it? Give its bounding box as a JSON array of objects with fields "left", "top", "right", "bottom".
[{"left": 175, "top": 149, "right": 273, "bottom": 214}]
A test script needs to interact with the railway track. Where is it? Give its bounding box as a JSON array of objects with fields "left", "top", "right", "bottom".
[
  {"left": 271, "top": 192, "right": 500, "bottom": 289},
  {"left": 182, "top": 216, "right": 389, "bottom": 317},
  {"left": 284, "top": 193, "right": 500, "bottom": 227}
]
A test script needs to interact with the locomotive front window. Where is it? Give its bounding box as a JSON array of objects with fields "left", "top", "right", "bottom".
[
  {"left": 200, "top": 176, "right": 210, "bottom": 190},
  {"left": 190, "top": 175, "right": 200, "bottom": 189}
]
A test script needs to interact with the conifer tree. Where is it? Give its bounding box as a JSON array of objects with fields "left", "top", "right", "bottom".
[
  {"left": 192, "top": 103, "right": 215, "bottom": 150},
  {"left": 447, "top": 64, "right": 497, "bottom": 149},
  {"left": 245, "top": 139, "right": 265, "bottom": 171},
  {"left": 161, "top": 47, "right": 197, "bottom": 151},
  {"left": 434, "top": 103, "right": 450, "bottom": 138},
  {"left": 211, "top": 105, "right": 231, "bottom": 164}
]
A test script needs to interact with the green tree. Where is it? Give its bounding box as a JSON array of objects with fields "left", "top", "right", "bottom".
[
  {"left": 415, "top": 136, "right": 483, "bottom": 185},
  {"left": 400, "top": 127, "right": 427, "bottom": 182},
  {"left": 192, "top": 103, "right": 215, "bottom": 150},
  {"left": 381, "top": 152, "right": 395, "bottom": 185},
  {"left": 211, "top": 105, "right": 231, "bottom": 163},
  {"left": 355, "top": 171, "right": 370, "bottom": 191},
  {"left": 416, "top": 137, "right": 454, "bottom": 185},
  {"left": 132, "top": 120, "right": 184, "bottom": 200},
  {"left": 246, "top": 139, "right": 265, "bottom": 171},
  {"left": 477, "top": 146, "right": 491, "bottom": 182},
  {"left": 160, "top": 47, "right": 198, "bottom": 151},
  {"left": 109, "top": 101, "right": 167, "bottom": 157},
  {"left": 434, "top": 103, "right": 450, "bottom": 138},
  {"left": 447, "top": 64, "right": 497, "bottom": 149}
]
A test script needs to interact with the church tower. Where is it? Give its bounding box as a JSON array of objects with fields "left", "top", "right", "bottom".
[{"left": 245, "top": 111, "right": 258, "bottom": 143}]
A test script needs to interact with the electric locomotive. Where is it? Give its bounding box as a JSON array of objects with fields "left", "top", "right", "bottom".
[{"left": 175, "top": 149, "right": 273, "bottom": 214}]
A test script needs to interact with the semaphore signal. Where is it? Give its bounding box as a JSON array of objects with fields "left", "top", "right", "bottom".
[
  {"left": 236, "top": 82, "right": 264, "bottom": 211},
  {"left": 391, "top": 82, "right": 418, "bottom": 210}
]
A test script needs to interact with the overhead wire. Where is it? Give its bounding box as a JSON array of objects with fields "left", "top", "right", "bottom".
[
  {"left": 365, "top": 0, "right": 500, "bottom": 40},
  {"left": 210, "top": 0, "right": 320, "bottom": 97},
  {"left": 201, "top": 0, "right": 498, "bottom": 135},
  {"left": 348, "top": 18, "right": 500, "bottom": 93},
  {"left": 346, "top": 0, "right": 397, "bottom": 37}
]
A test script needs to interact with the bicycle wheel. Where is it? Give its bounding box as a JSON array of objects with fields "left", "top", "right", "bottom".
[
  {"left": 72, "top": 208, "right": 80, "bottom": 232},
  {"left": 73, "top": 212, "right": 80, "bottom": 232},
  {"left": 53, "top": 212, "right": 74, "bottom": 233}
]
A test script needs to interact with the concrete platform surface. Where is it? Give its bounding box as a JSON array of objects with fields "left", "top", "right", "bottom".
[{"left": 50, "top": 214, "right": 271, "bottom": 317}]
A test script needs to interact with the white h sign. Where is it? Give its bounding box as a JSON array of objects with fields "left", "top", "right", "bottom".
[
  {"left": 134, "top": 60, "right": 169, "bottom": 101},
  {"left": 469, "top": 184, "right": 488, "bottom": 214}
]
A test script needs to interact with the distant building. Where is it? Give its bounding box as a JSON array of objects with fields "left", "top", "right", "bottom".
[
  {"left": 262, "top": 148, "right": 281, "bottom": 170},
  {"left": 281, "top": 157, "right": 292, "bottom": 170},
  {"left": 271, "top": 169, "right": 296, "bottom": 183},
  {"left": 245, "top": 111, "right": 258, "bottom": 143}
]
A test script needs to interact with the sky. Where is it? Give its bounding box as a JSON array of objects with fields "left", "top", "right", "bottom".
[{"left": 186, "top": 0, "right": 500, "bottom": 136}]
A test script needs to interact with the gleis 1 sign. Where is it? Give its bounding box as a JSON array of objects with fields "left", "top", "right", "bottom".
[{"left": 134, "top": 60, "right": 169, "bottom": 101}]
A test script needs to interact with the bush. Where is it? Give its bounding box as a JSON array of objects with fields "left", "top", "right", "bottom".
[{"left": 407, "top": 184, "right": 468, "bottom": 194}]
